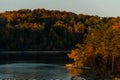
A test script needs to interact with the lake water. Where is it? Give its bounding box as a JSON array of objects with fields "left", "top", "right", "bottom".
[{"left": 0, "top": 63, "right": 71, "bottom": 80}]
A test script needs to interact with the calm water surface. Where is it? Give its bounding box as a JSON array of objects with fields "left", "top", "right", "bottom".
[{"left": 0, "top": 63, "right": 71, "bottom": 80}]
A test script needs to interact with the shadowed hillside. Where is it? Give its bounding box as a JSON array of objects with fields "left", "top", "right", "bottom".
[{"left": 0, "top": 8, "right": 119, "bottom": 51}]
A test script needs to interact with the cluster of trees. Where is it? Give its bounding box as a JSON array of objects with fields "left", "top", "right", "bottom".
[
  {"left": 0, "top": 8, "right": 115, "bottom": 51},
  {"left": 0, "top": 9, "right": 120, "bottom": 71},
  {"left": 68, "top": 18, "right": 120, "bottom": 75},
  {"left": 0, "top": 9, "right": 86, "bottom": 50}
]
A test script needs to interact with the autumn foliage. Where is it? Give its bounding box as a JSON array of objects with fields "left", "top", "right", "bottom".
[
  {"left": 0, "top": 9, "right": 120, "bottom": 75},
  {"left": 68, "top": 20, "right": 120, "bottom": 74}
]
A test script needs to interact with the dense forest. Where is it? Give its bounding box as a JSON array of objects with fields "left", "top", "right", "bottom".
[
  {"left": 0, "top": 8, "right": 93, "bottom": 51},
  {"left": 0, "top": 9, "right": 86, "bottom": 50},
  {"left": 0, "top": 8, "right": 119, "bottom": 51},
  {"left": 0, "top": 8, "right": 120, "bottom": 74}
]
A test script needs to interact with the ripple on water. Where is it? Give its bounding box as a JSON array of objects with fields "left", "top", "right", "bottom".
[{"left": 0, "top": 63, "right": 71, "bottom": 80}]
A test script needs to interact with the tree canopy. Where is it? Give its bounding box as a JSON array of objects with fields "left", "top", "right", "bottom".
[{"left": 0, "top": 8, "right": 120, "bottom": 52}]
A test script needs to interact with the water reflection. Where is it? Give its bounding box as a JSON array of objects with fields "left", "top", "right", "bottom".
[{"left": 0, "top": 63, "right": 70, "bottom": 80}]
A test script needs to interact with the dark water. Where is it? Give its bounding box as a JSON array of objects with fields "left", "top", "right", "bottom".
[
  {"left": 0, "top": 52, "right": 73, "bottom": 79},
  {"left": 0, "top": 63, "right": 71, "bottom": 80}
]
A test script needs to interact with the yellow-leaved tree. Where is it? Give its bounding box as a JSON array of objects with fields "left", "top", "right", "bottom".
[{"left": 68, "top": 21, "right": 120, "bottom": 75}]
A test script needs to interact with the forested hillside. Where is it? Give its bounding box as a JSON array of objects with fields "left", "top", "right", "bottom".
[{"left": 0, "top": 8, "right": 120, "bottom": 51}]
